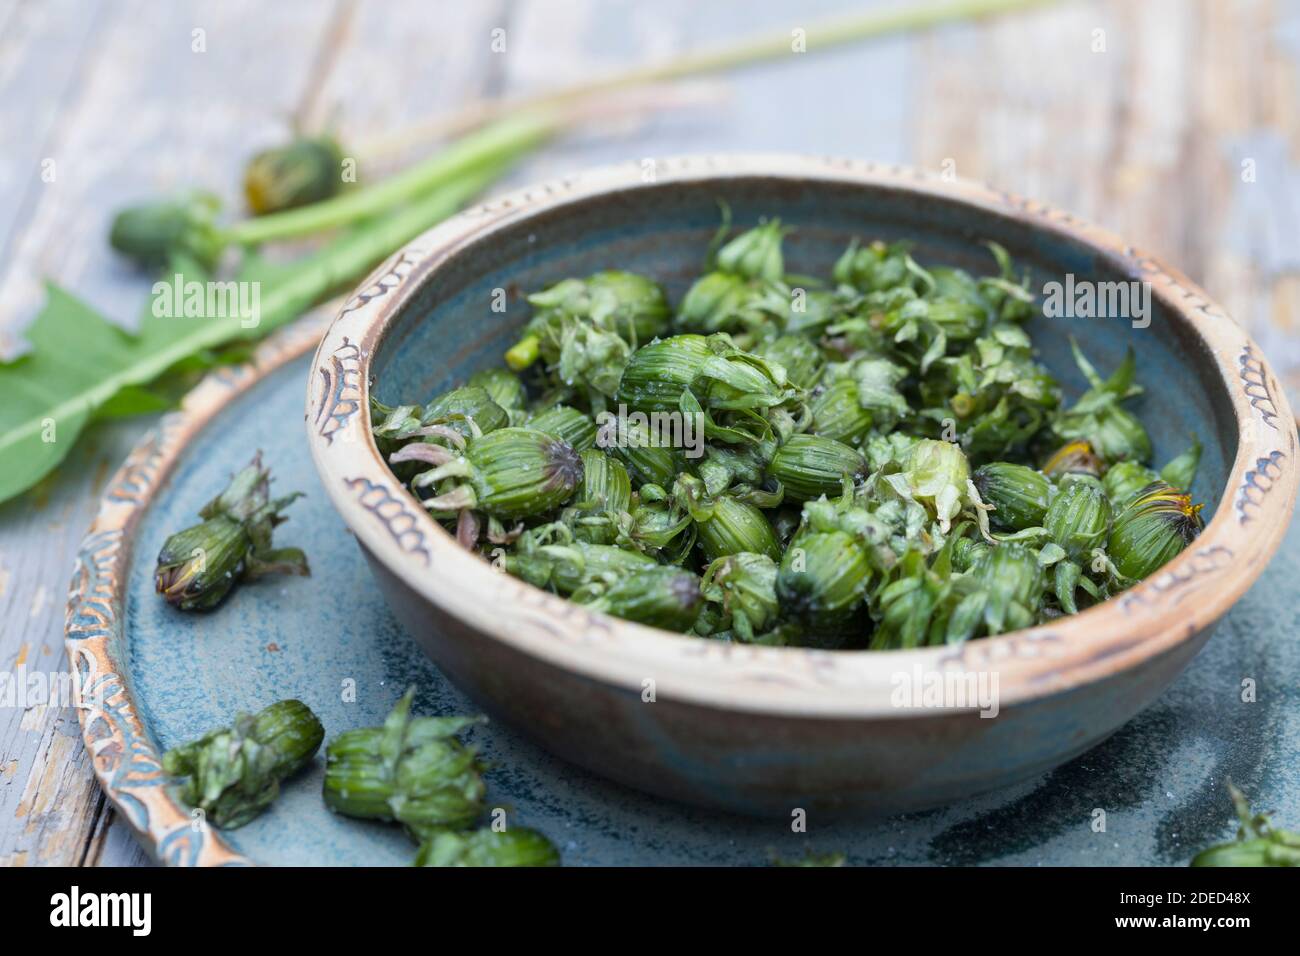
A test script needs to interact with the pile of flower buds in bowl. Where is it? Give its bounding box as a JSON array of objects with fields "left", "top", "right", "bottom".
[{"left": 373, "top": 220, "right": 1204, "bottom": 650}]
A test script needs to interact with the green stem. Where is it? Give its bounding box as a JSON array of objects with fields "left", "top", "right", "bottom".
[
  {"left": 34, "top": 160, "right": 519, "bottom": 461},
  {"left": 228, "top": 110, "right": 557, "bottom": 247},
  {"left": 365, "top": 0, "right": 1055, "bottom": 157}
]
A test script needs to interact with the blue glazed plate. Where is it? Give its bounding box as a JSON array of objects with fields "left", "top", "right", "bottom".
[{"left": 65, "top": 317, "right": 1300, "bottom": 866}]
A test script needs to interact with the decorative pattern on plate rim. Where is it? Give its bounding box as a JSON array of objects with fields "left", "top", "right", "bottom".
[{"left": 63, "top": 315, "right": 326, "bottom": 866}]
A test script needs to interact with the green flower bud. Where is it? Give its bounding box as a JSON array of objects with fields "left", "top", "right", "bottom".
[
  {"left": 422, "top": 385, "right": 509, "bottom": 438},
  {"left": 1101, "top": 460, "right": 1160, "bottom": 510},
  {"left": 694, "top": 338, "right": 797, "bottom": 412},
  {"left": 1191, "top": 838, "right": 1300, "bottom": 867},
  {"left": 1108, "top": 482, "right": 1204, "bottom": 580},
  {"left": 1053, "top": 343, "right": 1153, "bottom": 464},
  {"left": 701, "top": 551, "right": 780, "bottom": 641},
  {"left": 467, "top": 367, "right": 527, "bottom": 415},
  {"left": 414, "top": 827, "right": 560, "bottom": 867},
  {"left": 906, "top": 439, "right": 971, "bottom": 531},
  {"left": 951, "top": 536, "right": 990, "bottom": 572},
  {"left": 608, "top": 419, "right": 684, "bottom": 488},
  {"left": 1086, "top": 404, "right": 1152, "bottom": 464},
  {"left": 525, "top": 270, "right": 671, "bottom": 344},
  {"left": 809, "top": 378, "right": 874, "bottom": 444},
  {"left": 777, "top": 531, "right": 870, "bottom": 632},
  {"left": 575, "top": 564, "right": 703, "bottom": 631},
  {"left": 109, "top": 192, "right": 223, "bottom": 269},
  {"left": 1042, "top": 439, "right": 1103, "bottom": 480},
  {"left": 420, "top": 427, "right": 582, "bottom": 519},
  {"left": 677, "top": 272, "right": 767, "bottom": 335},
  {"left": 616, "top": 334, "right": 797, "bottom": 418},
  {"left": 508, "top": 535, "right": 655, "bottom": 595},
  {"left": 768, "top": 434, "right": 867, "bottom": 502},
  {"left": 163, "top": 699, "right": 324, "bottom": 829},
  {"left": 923, "top": 295, "right": 985, "bottom": 342},
  {"left": 1043, "top": 478, "right": 1112, "bottom": 561},
  {"left": 566, "top": 450, "right": 632, "bottom": 544},
  {"left": 243, "top": 135, "right": 345, "bottom": 215},
  {"left": 695, "top": 495, "right": 782, "bottom": 563},
  {"left": 525, "top": 404, "right": 597, "bottom": 451},
  {"left": 832, "top": 239, "right": 911, "bottom": 292},
  {"left": 756, "top": 334, "right": 824, "bottom": 389},
  {"left": 715, "top": 220, "right": 785, "bottom": 281},
  {"left": 615, "top": 334, "right": 713, "bottom": 413},
  {"left": 622, "top": 496, "right": 694, "bottom": 558},
  {"left": 155, "top": 453, "right": 308, "bottom": 611},
  {"left": 972, "top": 462, "right": 1053, "bottom": 532},
  {"left": 967, "top": 543, "right": 1044, "bottom": 635},
  {"left": 155, "top": 516, "right": 250, "bottom": 611},
  {"left": 324, "top": 690, "right": 486, "bottom": 833},
  {"left": 1159, "top": 437, "right": 1202, "bottom": 492}
]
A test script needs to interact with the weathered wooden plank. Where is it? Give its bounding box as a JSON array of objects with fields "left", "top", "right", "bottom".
[
  {"left": 0, "top": 0, "right": 342, "bottom": 867},
  {"left": 0, "top": 0, "right": 112, "bottom": 357},
  {"left": 500, "top": 0, "right": 913, "bottom": 180},
  {"left": 0, "top": 0, "right": 514, "bottom": 867}
]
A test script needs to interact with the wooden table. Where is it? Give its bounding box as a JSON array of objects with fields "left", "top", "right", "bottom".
[{"left": 2, "top": 0, "right": 1298, "bottom": 866}]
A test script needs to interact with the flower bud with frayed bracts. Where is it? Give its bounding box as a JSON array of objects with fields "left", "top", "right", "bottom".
[
  {"left": 1108, "top": 481, "right": 1204, "bottom": 581},
  {"left": 468, "top": 368, "right": 527, "bottom": 416},
  {"left": 1101, "top": 460, "right": 1160, "bottom": 510},
  {"left": 767, "top": 434, "right": 867, "bottom": 502},
  {"left": 574, "top": 564, "right": 703, "bottom": 631},
  {"left": 155, "top": 452, "right": 308, "bottom": 611},
  {"left": 565, "top": 450, "right": 632, "bottom": 545},
  {"left": 413, "top": 827, "right": 560, "bottom": 867},
  {"left": 507, "top": 531, "right": 655, "bottom": 595},
  {"left": 422, "top": 385, "right": 509, "bottom": 439},
  {"left": 1190, "top": 782, "right": 1300, "bottom": 868},
  {"left": 715, "top": 220, "right": 786, "bottom": 282},
  {"left": 615, "top": 334, "right": 713, "bottom": 413},
  {"left": 964, "top": 543, "right": 1044, "bottom": 636},
  {"left": 756, "top": 334, "right": 824, "bottom": 390},
  {"left": 905, "top": 438, "right": 971, "bottom": 533},
  {"left": 418, "top": 427, "right": 583, "bottom": 520},
  {"left": 163, "top": 699, "right": 324, "bottom": 829},
  {"left": 323, "top": 688, "right": 486, "bottom": 833},
  {"left": 701, "top": 551, "right": 779, "bottom": 642}
]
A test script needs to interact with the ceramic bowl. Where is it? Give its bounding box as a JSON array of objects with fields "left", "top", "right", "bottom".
[{"left": 306, "top": 155, "right": 1298, "bottom": 816}]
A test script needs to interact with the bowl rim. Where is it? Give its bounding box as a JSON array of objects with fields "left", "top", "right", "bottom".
[{"left": 306, "top": 153, "right": 1299, "bottom": 718}]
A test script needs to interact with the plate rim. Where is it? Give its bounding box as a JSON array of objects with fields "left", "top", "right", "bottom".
[{"left": 64, "top": 313, "right": 327, "bottom": 866}]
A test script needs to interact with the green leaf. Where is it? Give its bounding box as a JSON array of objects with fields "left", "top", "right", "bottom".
[
  {"left": 95, "top": 384, "right": 176, "bottom": 419},
  {"left": 0, "top": 153, "right": 524, "bottom": 506},
  {"left": 0, "top": 264, "right": 271, "bottom": 505}
]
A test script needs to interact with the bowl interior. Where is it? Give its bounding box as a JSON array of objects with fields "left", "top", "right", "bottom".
[{"left": 371, "top": 176, "right": 1234, "bottom": 523}]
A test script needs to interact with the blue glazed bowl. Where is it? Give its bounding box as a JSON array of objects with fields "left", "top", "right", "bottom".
[{"left": 306, "top": 156, "right": 1297, "bottom": 816}]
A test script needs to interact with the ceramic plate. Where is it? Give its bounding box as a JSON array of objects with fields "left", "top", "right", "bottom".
[{"left": 65, "top": 318, "right": 1300, "bottom": 866}]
